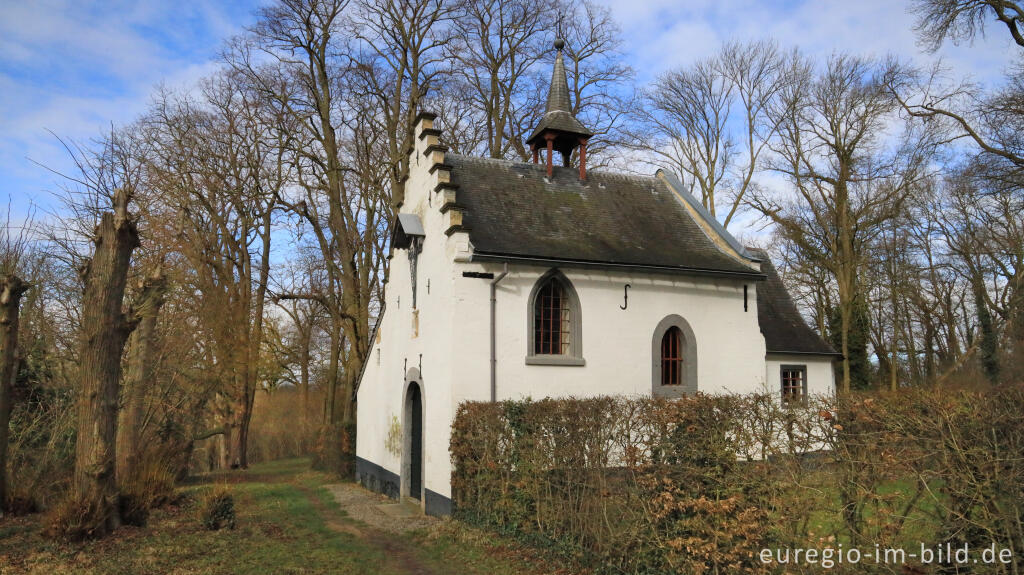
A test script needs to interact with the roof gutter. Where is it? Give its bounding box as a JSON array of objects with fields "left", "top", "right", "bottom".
[
  {"left": 471, "top": 252, "right": 767, "bottom": 281},
  {"left": 766, "top": 350, "right": 844, "bottom": 358}
]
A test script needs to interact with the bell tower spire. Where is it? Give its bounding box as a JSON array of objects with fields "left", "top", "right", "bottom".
[{"left": 526, "top": 38, "right": 593, "bottom": 180}]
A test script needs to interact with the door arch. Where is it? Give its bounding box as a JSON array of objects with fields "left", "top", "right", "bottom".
[
  {"left": 406, "top": 382, "right": 422, "bottom": 500},
  {"left": 402, "top": 368, "right": 424, "bottom": 503}
]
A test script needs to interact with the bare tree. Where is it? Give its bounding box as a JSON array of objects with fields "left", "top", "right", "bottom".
[
  {"left": 352, "top": 0, "right": 455, "bottom": 208},
  {"left": 229, "top": 0, "right": 388, "bottom": 447},
  {"left": 633, "top": 41, "right": 787, "bottom": 228},
  {"left": 910, "top": 0, "right": 1024, "bottom": 50},
  {"left": 449, "top": 0, "right": 553, "bottom": 159},
  {"left": 144, "top": 72, "right": 282, "bottom": 469},
  {"left": 751, "top": 55, "right": 935, "bottom": 392},
  {"left": 891, "top": 0, "right": 1024, "bottom": 177},
  {"left": 73, "top": 187, "right": 140, "bottom": 533},
  {"left": 115, "top": 265, "right": 166, "bottom": 482},
  {"left": 0, "top": 208, "right": 31, "bottom": 516},
  {"left": 560, "top": 0, "right": 635, "bottom": 168},
  {"left": 443, "top": 0, "right": 632, "bottom": 163}
]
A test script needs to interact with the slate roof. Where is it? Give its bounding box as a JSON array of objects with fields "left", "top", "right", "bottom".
[
  {"left": 750, "top": 248, "right": 840, "bottom": 357},
  {"left": 448, "top": 154, "right": 762, "bottom": 278}
]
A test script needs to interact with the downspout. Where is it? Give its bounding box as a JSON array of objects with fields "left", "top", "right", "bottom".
[{"left": 490, "top": 264, "right": 509, "bottom": 402}]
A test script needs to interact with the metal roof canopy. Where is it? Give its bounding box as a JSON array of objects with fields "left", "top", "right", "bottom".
[{"left": 393, "top": 213, "right": 425, "bottom": 249}]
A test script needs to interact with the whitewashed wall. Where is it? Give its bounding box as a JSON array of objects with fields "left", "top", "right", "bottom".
[
  {"left": 449, "top": 264, "right": 767, "bottom": 404},
  {"left": 356, "top": 115, "right": 461, "bottom": 509},
  {"left": 765, "top": 354, "right": 836, "bottom": 400}
]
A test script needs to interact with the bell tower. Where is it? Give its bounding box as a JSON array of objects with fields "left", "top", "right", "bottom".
[{"left": 526, "top": 39, "right": 594, "bottom": 180}]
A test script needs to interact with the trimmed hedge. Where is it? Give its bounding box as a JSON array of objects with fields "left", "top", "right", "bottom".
[
  {"left": 452, "top": 395, "right": 776, "bottom": 574},
  {"left": 451, "top": 388, "right": 1024, "bottom": 574}
]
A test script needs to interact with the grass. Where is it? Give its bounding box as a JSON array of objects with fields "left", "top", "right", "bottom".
[{"left": 0, "top": 458, "right": 572, "bottom": 575}]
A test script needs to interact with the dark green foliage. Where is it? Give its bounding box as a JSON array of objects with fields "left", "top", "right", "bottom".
[
  {"left": 829, "top": 296, "right": 872, "bottom": 389},
  {"left": 973, "top": 271, "right": 1001, "bottom": 383}
]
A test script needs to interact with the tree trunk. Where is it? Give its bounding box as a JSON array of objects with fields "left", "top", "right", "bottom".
[
  {"left": 236, "top": 211, "right": 272, "bottom": 470},
  {"left": 115, "top": 267, "right": 166, "bottom": 484},
  {"left": 73, "top": 188, "right": 139, "bottom": 534},
  {"left": 228, "top": 371, "right": 247, "bottom": 469},
  {"left": 0, "top": 274, "right": 30, "bottom": 515},
  {"left": 971, "top": 269, "right": 1000, "bottom": 384},
  {"left": 300, "top": 327, "right": 311, "bottom": 418},
  {"left": 325, "top": 316, "right": 342, "bottom": 425}
]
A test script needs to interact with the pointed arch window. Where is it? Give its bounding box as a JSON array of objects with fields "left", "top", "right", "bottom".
[
  {"left": 527, "top": 270, "right": 584, "bottom": 366},
  {"left": 535, "top": 279, "right": 569, "bottom": 355}
]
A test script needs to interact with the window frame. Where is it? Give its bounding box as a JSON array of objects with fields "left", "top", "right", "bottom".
[
  {"left": 660, "top": 326, "right": 684, "bottom": 386},
  {"left": 780, "top": 364, "right": 808, "bottom": 408},
  {"left": 651, "top": 314, "right": 698, "bottom": 397},
  {"left": 526, "top": 269, "right": 585, "bottom": 366}
]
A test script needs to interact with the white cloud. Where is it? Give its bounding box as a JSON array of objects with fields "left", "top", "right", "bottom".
[
  {"left": 596, "top": 0, "right": 1015, "bottom": 83},
  {"left": 0, "top": 0, "right": 252, "bottom": 213}
]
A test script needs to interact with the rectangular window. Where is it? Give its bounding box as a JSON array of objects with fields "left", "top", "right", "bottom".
[{"left": 780, "top": 365, "right": 807, "bottom": 407}]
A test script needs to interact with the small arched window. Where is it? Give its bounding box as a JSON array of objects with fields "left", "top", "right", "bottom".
[
  {"left": 527, "top": 270, "right": 584, "bottom": 366},
  {"left": 652, "top": 315, "right": 697, "bottom": 397},
  {"left": 661, "top": 327, "right": 684, "bottom": 386}
]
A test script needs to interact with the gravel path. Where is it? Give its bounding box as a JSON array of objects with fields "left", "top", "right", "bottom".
[{"left": 323, "top": 483, "right": 439, "bottom": 533}]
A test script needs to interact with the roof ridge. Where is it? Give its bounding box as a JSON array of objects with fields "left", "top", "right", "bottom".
[{"left": 447, "top": 153, "right": 658, "bottom": 184}]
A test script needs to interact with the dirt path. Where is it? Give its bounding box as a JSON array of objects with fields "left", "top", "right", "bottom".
[
  {"left": 294, "top": 482, "right": 442, "bottom": 575},
  {"left": 323, "top": 483, "right": 437, "bottom": 533}
]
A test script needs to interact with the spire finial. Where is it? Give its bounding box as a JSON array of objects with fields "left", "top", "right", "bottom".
[{"left": 554, "top": 38, "right": 565, "bottom": 51}]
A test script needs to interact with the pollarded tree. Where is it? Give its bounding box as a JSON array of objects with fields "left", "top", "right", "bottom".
[
  {"left": 114, "top": 264, "right": 166, "bottom": 483},
  {"left": 73, "top": 187, "right": 140, "bottom": 534},
  {"left": 44, "top": 125, "right": 152, "bottom": 536},
  {"left": 0, "top": 218, "right": 31, "bottom": 516}
]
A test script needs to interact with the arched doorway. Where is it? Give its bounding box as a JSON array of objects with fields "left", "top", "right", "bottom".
[{"left": 405, "top": 382, "right": 423, "bottom": 501}]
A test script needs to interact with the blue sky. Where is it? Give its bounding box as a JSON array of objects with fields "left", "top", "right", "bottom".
[
  {"left": 0, "top": 0, "right": 256, "bottom": 225},
  {"left": 1, "top": 0, "right": 1017, "bottom": 229}
]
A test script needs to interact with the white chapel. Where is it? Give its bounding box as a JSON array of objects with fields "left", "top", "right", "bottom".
[{"left": 355, "top": 40, "right": 838, "bottom": 516}]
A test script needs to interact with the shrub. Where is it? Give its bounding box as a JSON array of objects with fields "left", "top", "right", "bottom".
[
  {"left": 200, "top": 487, "right": 236, "bottom": 530},
  {"left": 7, "top": 384, "right": 76, "bottom": 512},
  {"left": 451, "top": 395, "right": 778, "bottom": 574},
  {"left": 311, "top": 422, "right": 356, "bottom": 478},
  {"left": 44, "top": 495, "right": 115, "bottom": 542},
  {"left": 118, "top": 450, "right": 178, "bottom": 527},
  {"left": 451, "top": 387, "right": 1024, "bottom": 574},
  {"left": 247, "top": 387, "right": 323, "bottom": 465}
]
